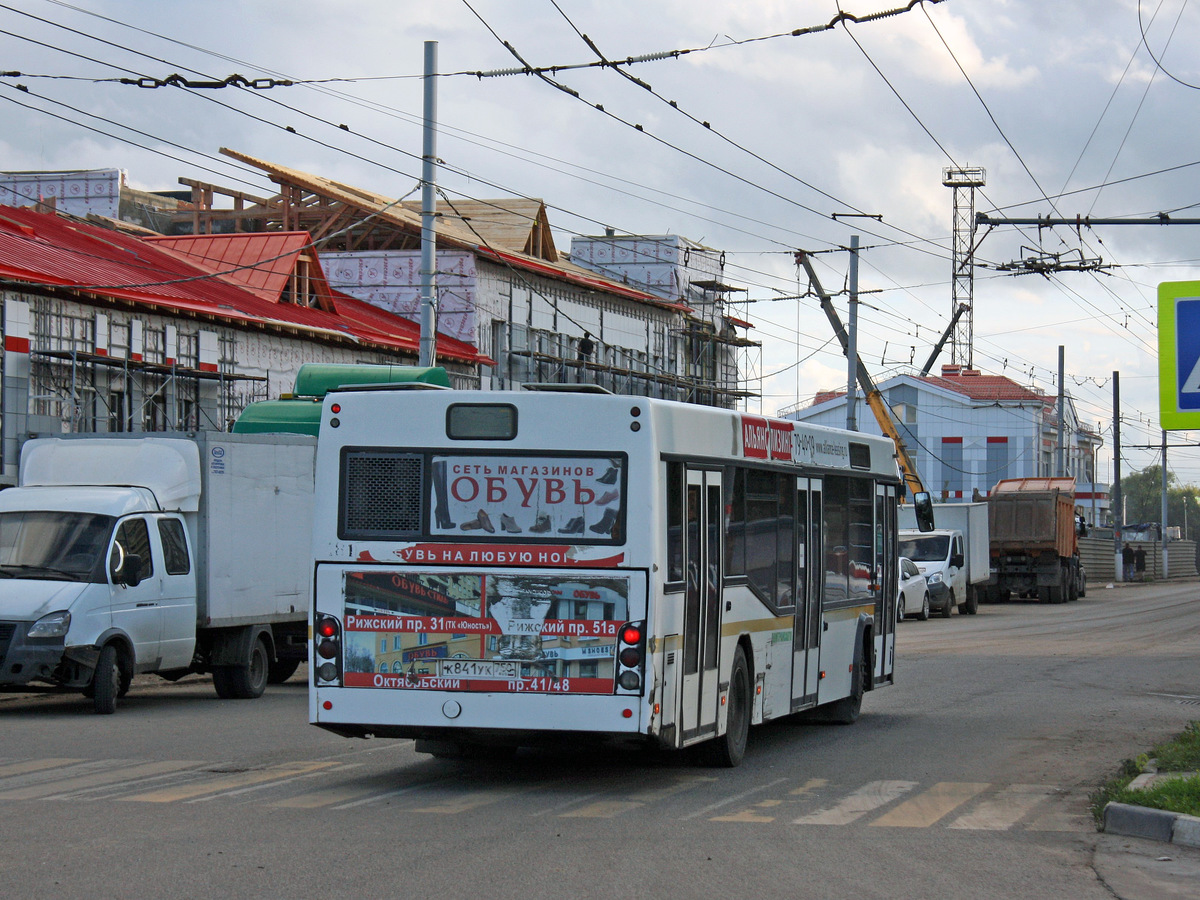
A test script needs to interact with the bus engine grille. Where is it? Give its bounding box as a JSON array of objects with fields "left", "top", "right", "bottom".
[{"left": 341, "top": 451, "right": 424, "bottom": 538}]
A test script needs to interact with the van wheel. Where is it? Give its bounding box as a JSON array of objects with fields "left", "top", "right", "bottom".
[
  {"left": 964, "top": 587, "right": 979, "bottom": 615},
  {"left": 213, "top": 636, "right": 270, "bottom": 700},
  {"left": 702, "top": 646, "right": 750, "bottom": 767},
  {"left": 92, "top": 644, "right": 120, "bottom": 715},
  {"left": 941, "top": 590, "right": 955, "bottom": 618}
]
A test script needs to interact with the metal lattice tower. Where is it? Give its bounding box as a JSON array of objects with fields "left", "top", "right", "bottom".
[{"left": 942, "top": 167, "right": 986, "bottom": 368}]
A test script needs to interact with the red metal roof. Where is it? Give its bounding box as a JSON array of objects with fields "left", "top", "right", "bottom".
[
  {"left": 146, "top": 232, "right": 322, "bottom": 304},
  {"left": 928, "top": 370, "right": 1047, "bottom": 403},
  {"left": 0, "top": 206, "right": 487, "bottom": 365},
  {"left": 809, "top": 371, "right": 1049, "bottom": 409}
]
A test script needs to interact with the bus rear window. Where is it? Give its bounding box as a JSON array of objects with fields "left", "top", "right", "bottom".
[{"left": 447, "top": 404, "right": 517, "bottom": 440}]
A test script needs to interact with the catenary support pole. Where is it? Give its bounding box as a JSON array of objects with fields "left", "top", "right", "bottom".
[
  {"left": 1112, "top": 372, "right": 1122, "bottom": 581},
  {"left": 419, "top": 40, "right": 439, "bottom": 368},
  {"left": 1057, "top": 346, "right": 1065, "bottom": 477},
  {"left": 846, "top": 235, "right": 859, "bottom": 432}
]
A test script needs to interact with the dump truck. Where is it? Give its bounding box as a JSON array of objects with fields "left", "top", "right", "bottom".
[
  {"left": 0, "top": 432, "right": 315, "bottom": 712},
  {"left": 985, "top": 477, "right": 1085, "bottom": 604}
]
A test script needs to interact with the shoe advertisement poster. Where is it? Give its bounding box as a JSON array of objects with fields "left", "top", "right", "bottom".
[
  {"left": 339, "top": 568, "right": 641, "bottom": 694},
  {"left": 429, "top": 455, "right": 624, "bottom": 541}
]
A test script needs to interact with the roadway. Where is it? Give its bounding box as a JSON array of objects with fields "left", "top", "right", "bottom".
[{"left": 1, "top": 581, "right": 1197, "bottom": 899}]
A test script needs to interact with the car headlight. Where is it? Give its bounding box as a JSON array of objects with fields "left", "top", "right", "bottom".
[
  {"left": 27, "top": 610, "right": 71, "bottom": 639},
  {"left": 926, "top": 572, "right": 943, "bottom": 585}
]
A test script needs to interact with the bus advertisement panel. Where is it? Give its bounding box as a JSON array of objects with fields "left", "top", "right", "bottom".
[{"left": 338, "top": 569, "right": 642, "bottom": 695}]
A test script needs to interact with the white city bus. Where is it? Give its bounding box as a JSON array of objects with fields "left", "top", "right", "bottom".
[{"left": 309, "top": 385, "right": 901, "bottom": 766}]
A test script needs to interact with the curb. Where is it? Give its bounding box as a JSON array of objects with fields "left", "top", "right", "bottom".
[{"left": 1103, "top": 802, "right": 1200, "bottom": 848}]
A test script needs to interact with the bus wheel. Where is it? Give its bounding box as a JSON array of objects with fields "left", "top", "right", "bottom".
[
  {"left": 704, "top": 646, "right": 750, "bottom": 767},
  {"left": 827, "top": 649, "right": 866, "bottom": 725}
]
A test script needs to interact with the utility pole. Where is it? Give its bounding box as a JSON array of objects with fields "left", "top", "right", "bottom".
[
  {"left": 1161, "top": 430, "right": 1169, "bottom": 580},
  {"left": 846, "top": 235, "right": 860, "bottom": 432},
  {"left": 942, "top": 167, "right": 986, "bottom": 367},
  {"left": 419, "top": 40, "right": 439, "bottom": 368}
]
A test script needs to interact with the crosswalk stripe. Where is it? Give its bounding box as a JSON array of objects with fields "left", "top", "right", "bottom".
[
  {"left": 273, "top": 786, "right": 392, "bottom": 809},
  {"left": 0, "top": 758, "right": 84, "bottom": 778},
  {"left": 793, "top": 780, "right": 917, "bottom": 825},
  {"left": 117, "top": 761, "right": 338, "bottom": 803},
  {"left": 0, "top": 760, "right": 203, "bottom": 800},
  {"left": 631, "top": 776, "right": 715, "bottom": 802},
  {"left": 949, "top": 784, "right": 1056, "bottom": 830},
  {"left": 712, "top": 798, "right": 781, "bottom": 823},
  {"left": 1025, "top": 804, "right": 1090, "bottom": 832},
  {"left": 870, "top": 782, "right": 989, "bottom": 828},
  {"left": 560, "top": 800, "right": 643, "bottom": 818},
  {"left": 416, "top": 788, "right": 524, "bottom": 814}
]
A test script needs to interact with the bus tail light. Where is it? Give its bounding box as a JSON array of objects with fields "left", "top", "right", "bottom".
[
  {"left": 314, "top": 614, "right": 343, "bottom": 685},
  {"left": 614, "top": 620, "right": 646, "bottom": 695}
]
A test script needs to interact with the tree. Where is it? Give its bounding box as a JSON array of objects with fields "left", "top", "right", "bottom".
[{"left": 1118, "top": 464, "right": 1200, "bottom": 538}]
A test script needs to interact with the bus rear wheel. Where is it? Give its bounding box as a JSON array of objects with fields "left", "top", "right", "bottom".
[
  {"left": 703, "top": 646, "right": 750, "bottom": 767},
  {"left": 826, "top": 649, "right": 867, "bottom": 725}
]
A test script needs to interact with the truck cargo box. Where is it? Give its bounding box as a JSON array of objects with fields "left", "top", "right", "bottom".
[{"left": 28, "top": 432, "right": 315, "bottom": 628}]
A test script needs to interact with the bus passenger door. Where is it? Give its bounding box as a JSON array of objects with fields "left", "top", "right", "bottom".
[
  {"left": 874, "top": 483, "right": 897, "bottom": 684},
  {"left": 681, "top": 469, "right": 722, "bottom": 741},
  {"left": 792, "top": 478, "right": 822, "bottom": 709}
]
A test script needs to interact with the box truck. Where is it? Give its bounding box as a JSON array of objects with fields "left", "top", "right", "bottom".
[
  {"left": 0, "top": 432, "right": 314, "bottom": 712},
  {"left": 898, "top": 501, "right": 989, "bottom": 616}
]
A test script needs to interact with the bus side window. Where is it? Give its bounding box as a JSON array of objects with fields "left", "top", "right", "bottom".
[{"left": 667, "top": 461, "right": 683, "bottom": 583}]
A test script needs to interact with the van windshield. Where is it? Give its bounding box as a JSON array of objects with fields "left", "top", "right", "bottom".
[
  {"left": 0, "top": 511, "right": 115, "bottom": 582},
  {"left": 898, "top": 534, "right": 950, "bottom": 563}
]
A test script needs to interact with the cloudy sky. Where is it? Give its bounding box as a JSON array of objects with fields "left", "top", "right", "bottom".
[{"left": 3, "top": 0, "right": 1199, "bottom": 484}]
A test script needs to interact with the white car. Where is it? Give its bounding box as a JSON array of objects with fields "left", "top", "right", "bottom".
[{"left": 897, "top": 556, "right": 931, "bottom": 621}]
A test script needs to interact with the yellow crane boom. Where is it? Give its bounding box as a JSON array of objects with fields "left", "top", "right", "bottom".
[{"left": 796, "top": 251, "right": 926, "bottom": 500}]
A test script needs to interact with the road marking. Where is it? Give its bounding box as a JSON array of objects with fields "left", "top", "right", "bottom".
[
  {"left": 631, "top": 775, "right": 716, "bottom": 802},
  {"left": 117, "top": 761, "right": 338, "bottom": 803},
  {"left": 273, "top": 786, "right": 387, "bottom": 808},
  {"left": 871, "top": 782, "right": 989, "bottom": 828},
  {"left": 0, "top": 758, "right": 84, "bottom": 778},
  {"left": 712, "top": 798, "right": 782, "bottom": 823},
  {"left": 680, "top": 777, "right": 789, "bottom": 821},
  {"left": 330, "top": 776, "right": 457, "bottom": 810},
  {"left": 0, "top": 760, "right": 203, "bottom": 800},
  {"left": 793, "top": 780, "right": 917, "bottom": 825},
  {"left": 1025, "top": 793, "right": 1090, "bottom": 832},
  {"left": 416, "top": 787, "right": 525, "bottom": 814},
  {"left": 790, "top": 778, "right": 829, "bottom": 797},
  {"left": 949, "top": 784, "right": 1056, "bottom": 830},
  {"left": 560, "top": 800, "right": 644, "bottom": 818}
]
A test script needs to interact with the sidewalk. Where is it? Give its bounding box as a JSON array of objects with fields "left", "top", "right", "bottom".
[{"left": 1093, "top": 833, "right": 1200, "bottom": 899}]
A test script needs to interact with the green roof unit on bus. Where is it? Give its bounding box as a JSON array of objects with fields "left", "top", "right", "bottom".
[
  {"left": 233, "top": 363, "right": 452, "bottom": 436},
  {"left": 291, "top": 363, "right": 451, "bottom": 397}
]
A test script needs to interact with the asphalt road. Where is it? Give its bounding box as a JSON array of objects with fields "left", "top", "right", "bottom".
[{"left": 1, "top": 581, "right": 1197, "bottom": 899}]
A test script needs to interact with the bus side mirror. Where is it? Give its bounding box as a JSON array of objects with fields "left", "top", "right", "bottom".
[{"left": 913, "top": 491, "right": 935, "bottom": 532}]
